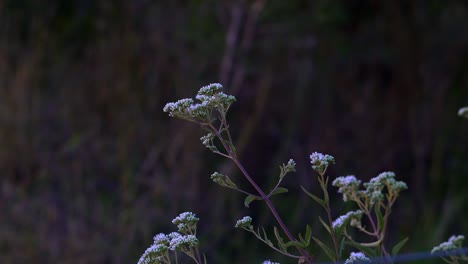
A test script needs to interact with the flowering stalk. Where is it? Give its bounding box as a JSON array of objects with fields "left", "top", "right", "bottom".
[
  {"left": 306, "top": 152, "right": 340, "bottom": 262},
  {"left": 331, "top": 172, "right": 408, "bottom": 262},
  {"left": 163, "top": 84, "right": 313, "bottom": 263}
]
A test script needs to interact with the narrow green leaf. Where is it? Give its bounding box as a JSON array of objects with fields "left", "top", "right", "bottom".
[
  {"left": 261, "top": 227, "right": 268, "bottom": 240},
  {"left": 305, "top": 225, "right": 312, "bottom": 246},
  {"left": 345, "top": 241, "right": 377, "bottom": 258},
  {"left": 273, "top": 227, "right": 286, "bottom": 251},
  {"left": 392, "top": 237, "right": 409, "bottom": 256},
  {"left": 298, "top": 233, "right": 305, "bottom": 245},
  {"left": 338, "top": 236, "right": 346, "bottom": 259},
  {"left": 225, "top": 141, "right": 237, "bottom": 156},
  {"left": 270, "top": 187, "right": 288, "bottom": 197},
  {"left": 284, "top": 240, "right": 305, "bottom": 249},
  {"left": 301, "top": 186, "right": 325, "bottom": 207},
  {"left": 224, "top": 175, "right": 238, "bottom": 188},
  {"left": 319, "top": 216, "right": 332, "bottom": 236},
  {"left": 374, "top": 206, "right": 384, "bottom": 231},
  {"left": 244, "top": 195, "right": 258, "bottom": 208},
  {"left": 312, "top": 237, "right": 336, "bottom": 262}
]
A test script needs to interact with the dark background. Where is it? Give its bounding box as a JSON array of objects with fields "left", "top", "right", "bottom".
[{"left": 1, "top": 0, "right": 468, "bottom": 263}]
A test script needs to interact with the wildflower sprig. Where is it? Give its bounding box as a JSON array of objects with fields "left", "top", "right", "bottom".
[
  {"left": 138, "top": 212, "right": 205, "bottom": 264},
  {"left": 261, "top": 159, "right": 296, "bottom": 199},
  {"left": 300, "top": 152, "right": 344, "bottom": 262},
  {"left": 432, "top": 235, "right": 468, "bottom": 263},
  {"left": 162, "top": 84, "right": 313, "bottom": 262},
  {"left": 234, "top": 216, "right": 310, "bottom": 260},
  {"left": 330, "top": 171, "right": 408, "bottom": 260},
  {"left": 139, "top": 83, "right": 468, "bottom": 263}
]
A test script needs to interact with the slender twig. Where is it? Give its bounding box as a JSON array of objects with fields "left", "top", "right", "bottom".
[
  {"left": 319, "top": 172, "right": 340, "bottom": 262},
  {"left": 207, "top": 122, "right": 313, "bottom": 263},
  {"left": 246, "top": 228, "right": 303, "bottom": 259}
]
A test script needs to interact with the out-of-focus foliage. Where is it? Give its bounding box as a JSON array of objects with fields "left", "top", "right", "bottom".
[{"left": 0, "top": 0, "right": 467, "bottom": 263}]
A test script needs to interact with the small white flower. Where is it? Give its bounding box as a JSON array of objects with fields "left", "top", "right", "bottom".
[
  {"left": 332, "top": 175, "right": 361, "bottom": 202},
  {"left": 137, "top": 243, "right": 169, "bottom": 264},
  {"left": 432, "top": 235, "right": 465, "bottom": 254},
  {"left": 163, "top": 98, "right": 194, "bottom": 117},
  {"left": 364, "top": 171, "right": 407, "bottom": 202},
  {"left": 261, "top": 260, "right": 280, "bottom": 264},
  {"left": 310, "top": 152, "right": 335, "bottom": 173},
  {"left": 167, "top": 232, "right": 182, "bottom": 240},
  {"left": 197, "top": 83, "right": 223, "bottom": 96},
  {"left": 344, "top": 252, "right": 371, "bottom": 263},
  {"left": 169, "top": 234, "right": 199, "bottom": 251},
  {"left": 332, "top": 210, "right": 363, "bottom": 230},
  {"left": 286, "top": 159, "right": 296, "bottom": 170},
  {"left": 172, "top": 212, "right": 199, "bottom": 225},
  {"left": 458, "top": 107, "right": 468, "bottom": 117},
  {"left": 153, "top": 233, "right": 169, "bottom": 245},
  {"left": 235, "top": 216, "right": 252, "bottom": 228}
]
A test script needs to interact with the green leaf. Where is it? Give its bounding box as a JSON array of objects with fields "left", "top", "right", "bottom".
[
  {"left": 312, "top": 236, "right": 336, "bottom": 262},
  {"left": 374, "top": 206, "right": 384, "bottom": 231},
  {"left": 319, "top": 216, "right": 332, "bottom": 236},
  {"left": 273, "top": 227, "right": 286, "bottom": 251},
  {"left": 244, "top": 195, "right": 259, "bottom": 208},
  {"left": 270, "top": 187, "right": 288, "bottom": 197},
  {"left": 305, "top": 225, "right": 312, "bottom": 246},
  {"left": 284, "top": 240, "right": 305, "bottom": 249},
  {"left": 225, "top": 140, "right": 237, "bottom": 156},
  {"left": 301, "top": 186, "right": 325, "bottom": 207},
  {"left": 392, "top": 237, "right": 409, "bottom": 256},
  {"left": 338, "top": 236, "right": 346, "bottom": 259},
  {"left": 345, "top": 240, "right": 377, "bottom": 258},
  {"left": 224, "top": 175, "right": 238, "bottom": 188}
]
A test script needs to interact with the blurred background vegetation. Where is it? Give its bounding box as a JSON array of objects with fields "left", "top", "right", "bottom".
[{"left": 1, "top": 0, "right": 467, "bottom": 263}]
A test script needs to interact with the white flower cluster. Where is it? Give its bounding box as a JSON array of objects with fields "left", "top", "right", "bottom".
[
  {"left": 286, "top": 159, "right": 296, "bottom": 171},
  {"left": 172, "top": 212, "right": 199, "bottom": 225},
  {"left": 211, "top": 171, "right": 225, "bottom": 184},
  {"left": 332, "top": 175, "right": 361, "bottom": 202},
  {"left": 163, "top": 83, "right": 236, "bottom": 121},
  {"left": 169, "top": 233, "right": 199, "bottom": 251},
  {"left": 197, "top": 83, "right": 223, "bottom": 95},
  {"left": 163, "top": 98, "right": 194, "bottom": 117},
  {"left": 310, "top": 152, "right": 335, "bottom": 174},
  {"left": 431, "top": 235, "right": 465, "bottom": 254},
  {"left": 153, "top": 233, "right": 169, "bottom": 245},
  {"left": 458, "top": 106, "right": 468, "bottom": 117},
  {"left": 363, "top": 171, "right": 407, "bottom": 204},
  {"left": 137, "top": 243, "right": 168, "bottom": 264},
  {"left": 280, "top": 159, "right": 296, "bottom": 177},
  {"left": 235, "top": 216, "right": 253, "bottom": 229},
  {"left": 200, "top": 133, "right": 214, "bottom": 146},
  {"left": 344, "top": 252, "right": 371, "bottom": 263},
  {"left": 261, "top": 260, "right": 280, "bottom": 264},
  {"left": 171, "top": 212, "right": 199, "bottom": 234},
  {"left": 332, "top": 210, "right": 363, "bottom": 231}
]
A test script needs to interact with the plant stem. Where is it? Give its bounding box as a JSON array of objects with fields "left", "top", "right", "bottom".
[
  {"left": 209, "top": 124, "right": 313, "bottom": 263},
  {"left": 319, "top": 173, "right": 340, "bottom": 262}
]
